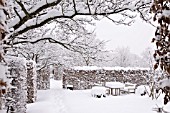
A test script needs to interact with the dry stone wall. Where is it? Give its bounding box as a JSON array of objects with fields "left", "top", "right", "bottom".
[{"left": 63, "top": 67, "right": 150, "bottom": 90}]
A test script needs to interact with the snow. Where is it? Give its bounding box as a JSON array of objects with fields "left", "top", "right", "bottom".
[
  {"left": 73, "top": 66, "right": 149, "bottom": 71},
  {"left": 0, "top": 110, "right": 6, "bottom": 113},
  {"left": 27, "top": 79, "right": 67, "bottom": 113},
  {"left": 105, "top": 82, "right": 125, "bottom": 88},
  {"left": 164, "top": 102, "right": 170, "bottom": 112},
  {"left": 73, "top": 66, "right": 102, "bottom": 70},
  {"left": 27, "top": 79, "right": 170, "bottom": 113},
  {"left": 91, "top": 86, "right": 107, "bottom": 96},
  {"left": 0, "top": 86, "right": 6, "bottom": 89},
  {"left": 162, "top": 10, "right": 170, "bottom": 17},
  {"left": 158, "top": 78, "right": 170, "bottom": 88},
  {"left": 0, "top": 64, "right": 6, "bottom": 80},
  {"left": 135, "top": 85, "right": 150, "bottom": 95},
  {"left": 66, "top": 85, "right": 73, "bottom": 87}
]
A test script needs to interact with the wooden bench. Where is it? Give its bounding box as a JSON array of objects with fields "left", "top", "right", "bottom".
[
  {"left": 127, "top": 88, "right": 136, "bottom": 93},
  {"left": 120, "top": 89, "right": 130, "bottom": 94},
  {"left": 120, "top": 83, "right": 136, "bottom": 94}
]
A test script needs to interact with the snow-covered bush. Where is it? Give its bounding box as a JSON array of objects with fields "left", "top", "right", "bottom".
[
  {"left": 91, "top": 86, "right": 107, "bottom": 98},
  {"left": 0, "top": 79, "right": 7, "bottom": 110},
  {"left": 26, "top": 60, "right": 37, "bottom": 103},
  {"left": 0, "top": 64, "right": 7, "bottom": 110},
  {"left": 136, "top": 85, "right": 150, "bottom": 96}
]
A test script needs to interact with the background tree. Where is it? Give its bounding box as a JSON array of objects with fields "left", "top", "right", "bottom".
[
  {"left": 73, "top": 35, "right": 106, "bottom": 66},
  {"left": 141, "top": 47, "right": 155, "bottom": 69},
  {"left": 113, "top": 47, "right": 131, "bottom": 67}
]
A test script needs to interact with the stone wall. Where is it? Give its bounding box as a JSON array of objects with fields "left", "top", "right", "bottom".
[{"left": 63, "top": 67, "right": 150, "bottom": 90}]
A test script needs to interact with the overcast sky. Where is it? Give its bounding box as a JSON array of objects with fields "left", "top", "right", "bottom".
[{"left": 96, "top": 17, "right": 155, "bottom": 56}]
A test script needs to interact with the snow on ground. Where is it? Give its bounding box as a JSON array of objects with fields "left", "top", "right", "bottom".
[
  {"left": 27, "top": 79, "right": 67, "bottom": 113},
  {"left": 64, "top": 91, "right": 156, "bottom": 113},
  {"left": 27, "top": 79, "right": 166, "bottom": 113}
]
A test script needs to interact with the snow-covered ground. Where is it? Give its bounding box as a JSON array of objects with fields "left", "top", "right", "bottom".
[{"left": 27, "top": 79, "right": 167, "bottom": 113}]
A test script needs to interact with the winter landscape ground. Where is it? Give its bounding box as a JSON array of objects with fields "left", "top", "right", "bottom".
[
  {"left": 1, "top": 1, "right": 170, "bottom": 113},
  {"left": 26, "top": 79, "right": 170, "bottom": 113}
]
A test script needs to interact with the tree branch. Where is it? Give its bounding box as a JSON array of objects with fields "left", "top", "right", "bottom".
[
  {"left": 13, "top": 0, "right": 62, "bottom": 30},
  {"left": 13, "top": 7, "right": 22, "bottom": 20},
  {"left": 15, "top": 0, "right": 30, "bottom": 17},
  {"left": 10, "top": 0, "right": 152, "bottom": 37},
  {"left": 12, "top": 37, "right": 70, "bottom": 49}
]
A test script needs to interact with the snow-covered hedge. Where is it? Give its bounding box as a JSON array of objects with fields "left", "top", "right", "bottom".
[
  {"left": 53, "top": 64, "right": 63, "bottom": 80},
  {"left": 63, "top": 66, "right": 150, "bottom": 90},
  {"left": 37, "top": 66, "right": 50, "bottom": 90},
  {"left": 26, "top": 60, "right": 37, "bottom": 103},
  {"left": 5, "top": 56, "right": 27, "bottom": 113},
  {"left": 0, "top": 64, "right": 7, "bottom": 110}
]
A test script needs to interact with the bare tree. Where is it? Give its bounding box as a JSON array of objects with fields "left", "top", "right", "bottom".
[
  {"left": 141, "top": 47, "right": 154, "bottom": 69},
  {"left": 113, "top": 47, "right": 131, "bottom": 67},
  {"left": 75, "top": 35, "right": 106, "bottom": 66}
]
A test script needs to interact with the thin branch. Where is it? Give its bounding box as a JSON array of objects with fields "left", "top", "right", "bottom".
[
  {"left": 13, "top": 0, "right": 62, "bottom": 30},
  {"left": 86, "top": 0, "right": 91, "bottom": 14},
  {"left": 72, "top": 0, "right": 77, "bottom": 14},
  {"left": 13, "top": 7, "right": 22, "bottom": 20},
  {"left": 15, "top": 0, "right": 30, "bottom": 18},
  {"left": 37, "top": 59, "right": 48, "bottom": 71},
  {"left": 106, "top": 15, "right": 134, "bottom": 26}
]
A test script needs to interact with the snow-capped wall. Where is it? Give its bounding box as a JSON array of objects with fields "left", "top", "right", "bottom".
[{"left": 63, "top": 66, "right": 150, "bottom": 90}]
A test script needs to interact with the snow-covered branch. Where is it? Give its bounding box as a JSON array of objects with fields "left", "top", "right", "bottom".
[
  {"left": 7, "top": 0, "right": 152, "bottom": 37},
  {"left": 13, "top": 37, "right": 70, "bottom": 49}
]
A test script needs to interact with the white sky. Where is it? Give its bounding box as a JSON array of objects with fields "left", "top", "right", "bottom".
[{"left": 96, "top": 17, "right": 155, "bottom": 56}]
